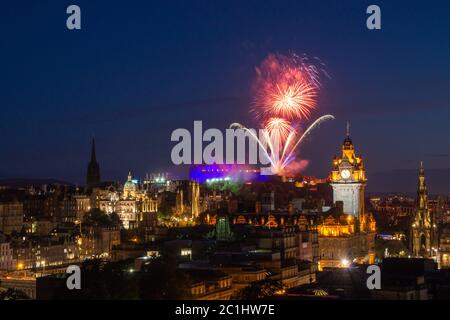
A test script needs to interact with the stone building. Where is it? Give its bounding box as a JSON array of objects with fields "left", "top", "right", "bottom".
[
  {"left": 97, "top": 172, "right": 157, "bottom": 229},
  {"left": 438, "top": 224, "right": 450, "bottom": 268},
  {"left": 318, "top": 125, "right": 376, "bottom": 269},
  {"left": 0, "top": 235, "right": 15, "bottom": 271},
  {"left": 0, "top": 201, "right": 24, "bottom": 235},
  {"left": 411, "top": 162, "right": 438, "bottom": 258}
]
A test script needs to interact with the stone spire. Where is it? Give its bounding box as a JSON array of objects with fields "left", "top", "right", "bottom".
[
  {"left": 86, "top": 138, "right": 101, "bottom": 187},
  {"left": 411, "top": 161, "right": 433, "bottom": 257},
  {"left": 91, "top": 138, "right": 97, "bottom": 163},
  {"left": 417, "top": 161, "right": 428, "bottom": 212}
]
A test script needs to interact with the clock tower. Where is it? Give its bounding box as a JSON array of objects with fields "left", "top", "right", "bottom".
[
  {"left": 330, "top": 123, "right": 366, "bottom": 219},
  {"left": 318, "top": 124, "right": 375, "bottom": 269}
]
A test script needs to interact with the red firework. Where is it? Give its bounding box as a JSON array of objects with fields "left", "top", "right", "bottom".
[
  {"left": 245, "top": 52, "right": 330, "bottom": 175},
  {"left": 253, "top": 53, "right": 321, "bottom": 122},
  {"left": 265, "top": 117, "right": 294, "bottom": 141}
]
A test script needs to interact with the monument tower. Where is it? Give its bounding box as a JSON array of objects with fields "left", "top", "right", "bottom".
[{"left": 411, "top": 161, "right": 434, "bottom": 258}]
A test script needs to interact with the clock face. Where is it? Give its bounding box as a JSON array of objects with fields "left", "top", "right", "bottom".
[{"left": 341, "top": 169, "right": 351, "bottom": 180}]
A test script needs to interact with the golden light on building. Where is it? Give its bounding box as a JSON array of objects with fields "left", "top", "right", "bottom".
[
  {"left": 340, "top": 259, "right": 350, "bottom": 268},
  {"left": 191, "top": 181, "right": 200, "bottom": 219},
  {"left": 318, "top": 124, "right": 376, "bottom": 269},
  {"left": 275, "top": 289, "right": 286, "bottom": 295},
  {"left": 318, "top": 215, "right": 355, "bottom": 237}
]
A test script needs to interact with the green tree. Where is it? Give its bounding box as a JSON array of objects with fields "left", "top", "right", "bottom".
[{"left": 207, "top": 180, "right": 242, "bottom": 194}]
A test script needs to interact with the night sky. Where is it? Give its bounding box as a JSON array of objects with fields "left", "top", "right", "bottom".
[{"left": 1, "top": 1, "right": 450, "bottom": 193}]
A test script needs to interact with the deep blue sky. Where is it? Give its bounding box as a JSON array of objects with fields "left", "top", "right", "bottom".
[{"left": 1, "top": 1, "right": 450, "bottom": 193}]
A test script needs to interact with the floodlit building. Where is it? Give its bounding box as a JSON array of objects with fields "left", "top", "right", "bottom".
[
  {"left": 318, "top": 125, "right": 376, "bottom": 269},
  {"left": 98, "top": 172, "right": 157, "bottom": 229}
]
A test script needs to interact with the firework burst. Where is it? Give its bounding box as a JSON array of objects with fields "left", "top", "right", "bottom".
[
  {"left": 252, "top": 53, "right": 324, "bottom": 121},
  {"left": 232, "top": 52, "right": 334, "bottom": 175},
  {"left": 269, "top": 82, "right": 317, "bottom": 119},
  {"left": 265, "top": 117, "right": 294, "bottom": 141}
]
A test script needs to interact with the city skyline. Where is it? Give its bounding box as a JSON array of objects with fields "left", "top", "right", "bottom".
[
  {"left": 3, "top": 0, "right": 450, "bottom": 306},
  {"left": 1, "top": 129, "right": 448, "bottom": 195}
]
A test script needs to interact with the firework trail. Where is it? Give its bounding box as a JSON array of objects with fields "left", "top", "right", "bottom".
[
  {"left": 231, "top": 114, "right": 334, "bottom": 174},
  {"left": 280, "top": 114, "right": 335, "bottom": 168},
  {"left": 234, "top": 52, "right": 334, "bottom": 175}
]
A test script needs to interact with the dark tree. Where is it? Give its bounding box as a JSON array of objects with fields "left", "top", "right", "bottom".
[
  {"left": 52, "top": 259, "right": 139, "bottom": 300},
  {"left": 235, "top": 278, "right": 283, "bottom": 300},
  {"left": 139, "top": 256, "right": 191, "bottom": 300},
  {"left": 0, "top": 288, "right": 30, "bottom": 300},
  {"left": 82, "top": 208, "right": 122, "bottom": 228}
]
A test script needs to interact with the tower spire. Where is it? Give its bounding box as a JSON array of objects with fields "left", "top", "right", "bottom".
[
  {"left": 91, "top": 138, "right": 97, "bottom": 162},
  {"left": 346, "top": 121, "right": 350, "bottom": 137},
  {"left": 417, "top": 161, "right": 427, "bottom": 206},
  {"left": 411, "top": 160, "right": 434, "bottom": 257},
  {"left": 86, "top": 138, "right": 101, "bottom": 187}
]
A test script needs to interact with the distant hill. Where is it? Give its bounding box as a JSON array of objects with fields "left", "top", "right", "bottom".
[
  {"left": 368, "top": 168, "right": 450, "bottom": 196},
  {"left": 1, "top": 168, "right": 449, "bottom": 196},
  {"left": 0, "top": 178, "right": 75, "bottom": 188}
]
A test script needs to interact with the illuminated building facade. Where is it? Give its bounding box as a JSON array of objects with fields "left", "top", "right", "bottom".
[
  {"left": 74, "top": 194, "right": 91, "bottom": 223},
  {"left": 318, "top": 125, "right": 376, "bottom": 269},
  {"left": 169, "top": 180, "right": 202, "bottom": 220},
  {"left": 143, "top": 173, "right": 171, "bottom": 192},
  {"left": 191, "top": 181, "right": 200, "bottom": 219},
  {"left": 78, "top": 226, "right": 121, "bottom": 259},
  {"left": 98, "top": 172, "right": 157, "bottom": 229},
  {"left": 12, "top": 238, "right": 79, "bottom": 271}
]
